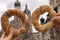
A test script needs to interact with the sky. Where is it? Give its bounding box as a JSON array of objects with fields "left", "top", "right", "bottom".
[{"left": 0, "top": 0, "right": 49, "bottom": 32}]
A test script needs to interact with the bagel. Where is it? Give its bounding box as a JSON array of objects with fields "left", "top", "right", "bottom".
[
  {"left": 31, "top": 5, "right": 57, "bottom": 32},
  {"left": 1, "top": 9, "right": 28, "bottom": 36}
]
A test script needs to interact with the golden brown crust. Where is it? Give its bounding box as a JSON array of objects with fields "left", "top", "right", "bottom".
[
  {"left": 1, "top": 9, "right": 28, "bottom": 36},
  {"left": 31, "top": 5, "right": 57, "bottom": 32}
]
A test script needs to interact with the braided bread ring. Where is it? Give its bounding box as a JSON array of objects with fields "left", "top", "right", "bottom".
[
  {"left": 31, "top": 5, "right": 57, "bottom": 32},
  {"left": 1, "top": 9, "right": 28, "bottom": 36}
]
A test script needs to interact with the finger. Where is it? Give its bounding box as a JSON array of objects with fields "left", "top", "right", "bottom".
[
  {"left": 51, "top": 16, "right": 60, "bottom": 21},
  {"left": 1, "top": 32, "right": 5, "bottom": 39},
  {"left": 53, "top": 16, "right": 60, "bottom": 22},
  {"left": 7, "top": 31, "right": 13, "bottom": 40},
  {"left": 50, "top": 17, "right": 56, "bottom": 21},
  {"left": 56, "top": 13, "right": 60, "bottom": 16}
]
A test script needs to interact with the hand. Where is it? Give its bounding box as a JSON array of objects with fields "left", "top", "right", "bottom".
[
  {"left": 51, "top": 13, "right": 60, "bottom": 29},
  {"left": 0, "top": 31, "right": 13, "bottom": 40}
]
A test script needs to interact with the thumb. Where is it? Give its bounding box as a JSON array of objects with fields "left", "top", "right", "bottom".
[
  {"left": 1, "top": 32, "right": 5, "bottom": 39},
  {"left": 7, "top": 31, "right": 13, "bottom": 40}
]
